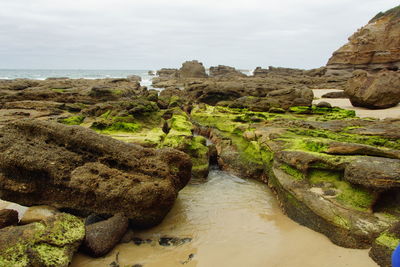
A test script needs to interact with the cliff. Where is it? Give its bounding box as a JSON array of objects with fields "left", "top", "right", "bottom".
[{"left": 326, "top": 5, "right": 400, "bottom": 76}]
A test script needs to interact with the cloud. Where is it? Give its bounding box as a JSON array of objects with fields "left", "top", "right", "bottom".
[{"left": 0, "top": 0, "right": 398, "bottom": 69}]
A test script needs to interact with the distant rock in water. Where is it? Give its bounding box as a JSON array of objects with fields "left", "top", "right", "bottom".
[
  {"left": 0, "top": 120, "right": 192, "bottom": 228},
  {"left": 179, "top": 60, "right": 208, "bottom": 78},
  {"left": 345, "top": 70, "right": 400, "bottom": 109},
  {"left": 156, "top": 68, "right": 179, "bottom": 78},
  {"left": 327, "top": 5, "right": 400, "bottom": 75}
]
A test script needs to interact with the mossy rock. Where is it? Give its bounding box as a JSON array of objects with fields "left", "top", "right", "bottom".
[
  {"left": 370, "top": 222, "right": 400, "bottom": 267},
  {"left": 162, "top": 114, "right": 209, "bottom": 178},
  {"left": 0, "top": 213, "right": 85, "bottom": 267},
  {"left": 59, "top": 115, "right": 85, "bottom": 126}
]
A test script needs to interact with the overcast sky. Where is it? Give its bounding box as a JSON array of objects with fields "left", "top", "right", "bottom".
[{"left": 0, "top": 0, "right": 398, "bottom": 70}]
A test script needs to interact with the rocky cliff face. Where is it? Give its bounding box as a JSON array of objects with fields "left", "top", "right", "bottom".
[{"left": 327, "top": 5, "right": 400, "bottom": 76}]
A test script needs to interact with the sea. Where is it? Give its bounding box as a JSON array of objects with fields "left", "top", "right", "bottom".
[{"left": 0, "top": 69, "right": 155, "bottom": 88}]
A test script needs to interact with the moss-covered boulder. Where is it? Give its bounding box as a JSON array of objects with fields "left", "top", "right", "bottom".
[
  {"left": 0, "top": 213, "right": 84, "bottom": 267},
  {"left": 162, "top": 113, "right": 210, "bottom": 179},
  {"left": 0, "top": 120, "right": 192, "bottom": 228}
]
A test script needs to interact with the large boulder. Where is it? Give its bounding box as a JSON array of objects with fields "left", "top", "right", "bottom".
[
  {"left": 345, "top": 70, "right": 400, "bottom": 109},
  {"left": 0, "top": 213, "right": 85, "bottom": 267},
  {"left": 327, "top": 5, "right": 400, "bottom": 75},
  {"left": 0, "top": 120, "right": 192, "bottom": 228},
  {"left": 179, "top": 60, "right": 208, "bottom": 78}
]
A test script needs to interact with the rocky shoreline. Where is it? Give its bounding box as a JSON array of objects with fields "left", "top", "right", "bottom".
[{"left": 1, "top": 5, "right": 400, "bottom": 267}]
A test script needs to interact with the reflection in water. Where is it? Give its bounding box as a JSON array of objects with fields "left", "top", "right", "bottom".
[{"left": 71, "top": 169, "right": 377, "bottom": 267}]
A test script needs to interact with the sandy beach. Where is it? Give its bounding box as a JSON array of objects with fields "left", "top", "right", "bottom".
[{"left": 313, "top": 89, "right": 400, "bottom": 119}]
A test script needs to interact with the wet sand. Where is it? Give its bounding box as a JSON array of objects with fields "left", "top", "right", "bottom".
[
  {"left": 313, "top": 89, "right": 400, "bottom": 119},
  {"left": 71, "top": 170, "right": 377, "bottom": 267}
]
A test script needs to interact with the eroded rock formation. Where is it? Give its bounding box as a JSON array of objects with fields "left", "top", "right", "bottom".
[
  {"left": 327, "top": 5, "right": 400, "bottom": 75},
  {"left": 0, "top": 120, "right": 192, "bottom": 227}
]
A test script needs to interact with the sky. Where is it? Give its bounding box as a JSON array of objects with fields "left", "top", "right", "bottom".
[{"left": 0, "top": 0, "right": 398, "bottom": 70}]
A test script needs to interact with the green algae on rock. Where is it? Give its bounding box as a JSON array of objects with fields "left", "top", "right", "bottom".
[
  {"left": 191, "top": 103, "right": 400, "bottom": 249},
  {"left": 163, "top": 113, "right": 210, "bottom": 179},
  {"left": 0, "top": 213, "right": 84, "bottom": 267},
  {"left": 59, "top": 115, "right": 86, "bottom": 125},
  {"left": 370, "top": 222, "right": 400, "bottom": 267}
]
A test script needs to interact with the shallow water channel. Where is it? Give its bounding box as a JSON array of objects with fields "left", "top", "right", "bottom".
[{"left": 71, "top": 168, "right": 377, "bottom": 267}]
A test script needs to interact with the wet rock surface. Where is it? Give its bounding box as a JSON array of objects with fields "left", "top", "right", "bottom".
[
  {"left": 0, "top": 120, "right": 192, "bottom": 227},
  {"left": 0, "top": 213, "right": 85, "bottom": 267}
]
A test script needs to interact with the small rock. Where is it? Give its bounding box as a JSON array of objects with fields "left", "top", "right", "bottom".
[
  {"left": 132, "top": 237, "right": 152, "bottom": 245},
  {"left": 316, "top": 101, "right": 332, "bottom": 108},
  {"left": 20, "top": 205, "right": 59, "bottom": 225},
  {"left": 159, "top": 237, "right": 192, "bottom": 246},
  {"left": 0, "top": 209, "right": 18, "bottom": 229},
  {"left": 321, "top": 91, "right": 347, "bottom": 99},
  {"left": 81, "top": 213, "right": 129, "bottom": 257}
]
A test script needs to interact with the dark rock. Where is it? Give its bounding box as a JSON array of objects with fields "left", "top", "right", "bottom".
[
  {"left": 81, "top": 213, "right": 129, "bottom": 257},
  {"left": 0, "top": 209, "right": 18, "bottom": 229},
  {"left": 0, "top": 213, "right": 84, "bottom": 267},
  {"left": 208, "top": 144, "right": 218, "bottom": 165},
  {"left": 316, "top": 101, "right": 332, "bottom": 108},
  {"left": 345, "top": 70, "right": 400, "bottom": 109},
  {"left": 0, "top": 120, "right": 192, "bottom": 228},
  {"left": 321, "top": 91, "right": 347, "bottom": 99},
  {"left": 85, "top": 214, "right": 108, "bottom": 226},
  {"left": 158, "top": 237, "right": 192, "bottom": 246},
  {"left": 132, "top": 237, "right": 152, "bottom": 245}
]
